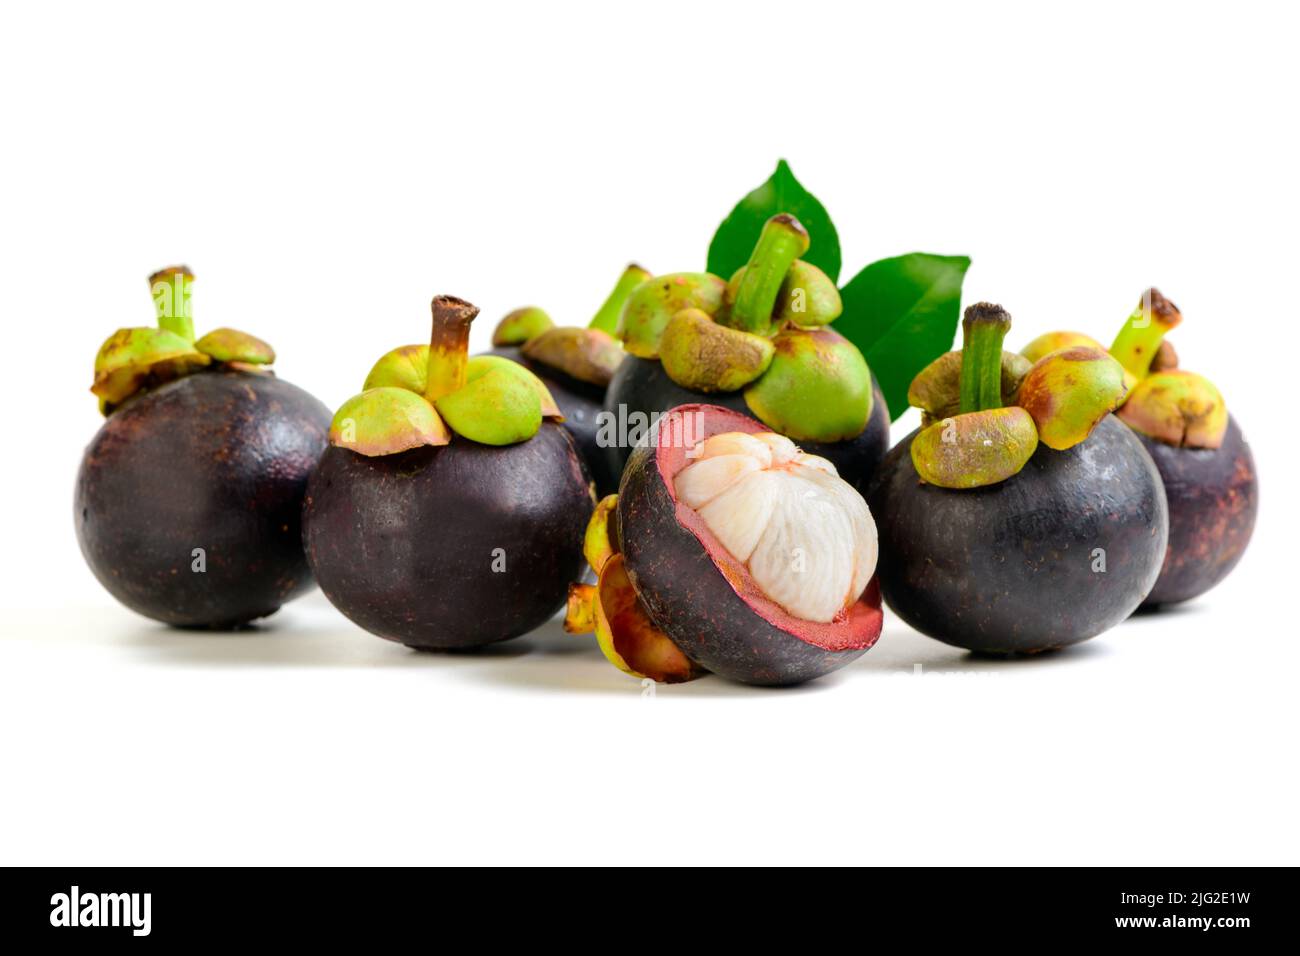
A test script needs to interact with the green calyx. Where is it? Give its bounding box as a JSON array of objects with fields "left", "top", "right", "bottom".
[
  {"left": 743, "top": 327, "right": 872, "bottom": 442},
  {"left": 727, "top": 214, "right": 811, "bottom": 335},
  {"left": 1020, "top": 330, "right": 1105, "bottom": 365},
  {"left": 659, "top": 308, "right": 774, "bottom": 393},
  {"left": 1109, "top": 288, "right": 1182, "bottom": 381},
  {"left": 522, "top": 327, "right": 625, "bottom": 387},
  {"left": 194, "top": 328, "right": 275, "bottom": 365},
  {"left": 908, "top": 349, "right": 1032, "bottom": 427},
  {"left": 1117, "top": 369, "right": 1227, "bottom": 449},
  {"left": 91, "top": 266, "right": 275, "bottom": 415},
  {"left": 907, "top": 302, "right": 1135, "bottom": 489},
  {"left": 617, "top": 272, "right": 727, "bottom": 358},
  {"left": 364, "top": 348, "right": 561, "bottom": 420},
  {"left": 334, "top": 296, "right": 564, "bottom": 456},
  {"left": 1015, "top": 346, "right": 1128, "bottom": 450},
  {"left": 727, "top": 258, "right": 842, "bottom": 329},
  {"left": 911, "top": 407, "right": 1040, "bottom": 489},
  {"left": 1105, "top": 288, "right": 1226, "bottom": 449},
  {"left": 492, "top": 307, "right": 553, "bottom": 347},
  {"left": 907, "top": 302, "right": 1035, "bottom": 489},
  {"left": 330, "top": 386, "right": 450, "bottom": 456},
  {"left": 91, "top": 328, "right": 210, "bottom": 408}
]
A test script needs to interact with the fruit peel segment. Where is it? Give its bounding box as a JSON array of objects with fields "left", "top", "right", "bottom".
[{"left": 564, "top": 493, "right": 701, "bottom": 683}]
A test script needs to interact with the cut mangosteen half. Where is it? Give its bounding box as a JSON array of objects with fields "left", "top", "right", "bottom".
[{"left": 569, "top": 404, "right": 882, "bottom": 686}]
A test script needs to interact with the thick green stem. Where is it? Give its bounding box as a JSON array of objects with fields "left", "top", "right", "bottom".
[
  {"left": 727, "top": 214, "right": 810, "bottom": 335},
  {"left": 1109, "top": 287, "right": 1181, "bottom": 380},
  {"left": 958, "top": 303, "right": 1012, "bottom": 414},
  {"left": 149, "top": 266, "right": 196, "bottom": 343},
  {"left": 425, "top": 295, "right": 479, "bottom": 402},
  {"left": 589, "top": 263, "right": 652, "bottom": 334}
]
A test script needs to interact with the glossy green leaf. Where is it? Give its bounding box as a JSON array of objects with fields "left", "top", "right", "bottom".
[
  {"left": 706, "top": 159, "right": 841, "bottom": 283},
  {"left": 836, "top": 253, "right": 971, "bottom": 421}
]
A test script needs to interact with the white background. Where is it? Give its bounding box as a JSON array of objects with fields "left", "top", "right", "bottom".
[{"left": 2, "top": 1, "right": 1296, "bottom": 865}]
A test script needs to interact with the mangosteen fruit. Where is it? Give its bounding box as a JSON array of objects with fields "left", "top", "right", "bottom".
[
  {"left": 1104, "top": 289, "right": 1258, "bottom": 606},
  {"left": 564, "top": 404, "right": 883, "bottom": 686},
  {"left": 485, "top": 264, "right": 650, "bottom": 495},
  {"left": 868, "top": 303, "right": 1168, "bottom": 653},
  {"left": 302, "top": 295, "right": 594, "bottom": 650},
  {"left": 601, "top": 214, "right": 889, "bottom": 494},
  {"left": 75, "top": 266, "right": 330, "bottom": 627}
]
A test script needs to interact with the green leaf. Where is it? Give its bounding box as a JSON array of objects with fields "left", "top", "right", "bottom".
[
  {"left": 707, "top": 160, "right": 841, "bottom": 283},
  {"left": 836, "top": 253, "right": 971, "bottom": 422}
]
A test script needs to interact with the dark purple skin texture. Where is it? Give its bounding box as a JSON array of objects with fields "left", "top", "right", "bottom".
[
  {"left": 489, "top": 345, "right": 621, "bottom": 496},
  {"left": 867, "top": 415, "right": 1169, "bottom": 653},
  {"left": 75, "top": 370, "right": 331, "bottom": 628},
  {"left": 604, "top": 355, "right": 890, "bottom": 496},
  {"left": 303, "top": 423, "right": 592, "bottom": 650},
  {"left": 619, "top": 441, "right": 875, "bottom": 686},
  {"left": 1134, "top": 415, "right": 1257, "bottom": 607}
]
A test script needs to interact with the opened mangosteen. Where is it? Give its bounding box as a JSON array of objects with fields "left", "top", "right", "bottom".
[
  {"left": 602, "top": 214, "right": 889, "bottom": 494},
  {"left": 486, "top": 264, "right": 649, "bottom": 495},
  {"left": 564, "top": 404, "right": 883, "bottom": 686},
  {"left": 303, "top": 295, "right": 593, "bottom": 650},
  {"left": 75, "top": 266, "right": 331, "bottom": 628},
  {"left": 868, "top": 303, "right": 1168, "bottom": 653},
  {"left": 1101, "top": 289, "right": 1256, "bottom": 606}
]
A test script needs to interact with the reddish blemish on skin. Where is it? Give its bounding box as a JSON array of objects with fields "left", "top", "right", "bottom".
[{"left": 653, "top": 404, "right": 881, "bottom": 653}]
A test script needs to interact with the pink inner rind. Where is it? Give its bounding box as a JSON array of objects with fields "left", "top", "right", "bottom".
[{"left": 653, "top": 404, "right": 882, "bottom": 653}]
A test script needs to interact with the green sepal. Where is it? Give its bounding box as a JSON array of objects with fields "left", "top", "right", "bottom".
[
  {"left": 91, "top": 327, "right": 210, "bottom": 409},
  {"left": 435, "top": 364, "right": 543, "bottom": 445},
  {"left": 329, "top": 387, "right": 451, "bottom": 456},
  {"left": 743, "top": 327, "right": 872, "bottom": 442},
  {"left": 1020, "top": 331, "right": 1105, "bottom": 365},
  {"left": 908, "top": 349, "right": 1031, "bottom": 425},
  {"left": 194, "top": 328, "right": 276, "bottom": 365},
  {"left": 616, "top": 272, "right": 726, "bottom": 359},
  {"left": 364, "top": 344, "right": 429, "bottom": 393},
  {"left": 1117, "top": 369, "right": 1227, "bottom": 449},
  {"left": 364, "top": 349, "right": 562, "bottom": 420},
  {"left": 1015, "top": 347, "right": 1128, "bottom": 450},
  {"left": 492, "top": 307, "right": 553, "bottom": 347},
  {"left": 522, "top": 326, "right": 625, "bottom": 387},
  {"left": 659, "top": 308, "right": 774, "bottom": 393},
  {"left": 910, "top": 407, "right": 1039, "bottom": 489}
]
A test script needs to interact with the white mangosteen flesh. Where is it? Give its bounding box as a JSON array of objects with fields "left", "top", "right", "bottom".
[{"left": 673, "top": 431, "right": 878, "bottom": 623}]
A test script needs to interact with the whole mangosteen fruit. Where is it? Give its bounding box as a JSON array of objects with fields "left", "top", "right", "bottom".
[
  {"left": 565, "top": 404, "right": 883, "bottom": 686},
  {"left": 303, "top": 295, "right": 594, "bottom": 650},
  {"left": 868, "top": 303, "right": 1168, "bottom": 653},
  {"left": 601, "top": 214, "right": 889, "bottom": 495},
  {"left": 1022, "top": 289, "right": 1259, "bottom": 607},
  {"left": 75, "top": 266, "right": 330, "bottom": 628},
  {"left": 485, "top": 264, "right": 650, "bottom": 496}
]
